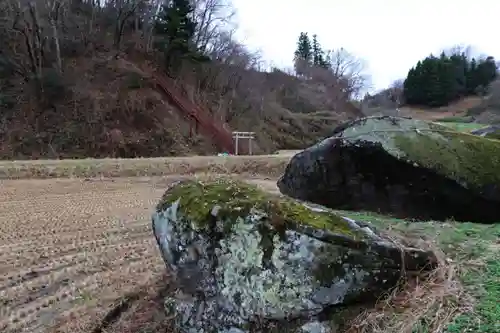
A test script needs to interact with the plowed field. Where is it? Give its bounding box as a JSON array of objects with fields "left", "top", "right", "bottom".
[{"left": 0, "top": 175, "right": 281, "bottom": 333}]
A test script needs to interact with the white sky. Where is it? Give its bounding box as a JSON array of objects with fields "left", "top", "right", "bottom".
[{"left": 231, "top": 0, "right": 500, "bottom": 92}]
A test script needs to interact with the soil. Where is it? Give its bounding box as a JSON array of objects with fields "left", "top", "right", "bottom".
[{"left": 0, "top": 175, "right": 279, "bottom": 333}]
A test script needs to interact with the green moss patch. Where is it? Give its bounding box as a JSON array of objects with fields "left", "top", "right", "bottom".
[
  {"left": 393, "top": 127, "right": 500, "bottom": 189},
  {"left": 484, "top": 131, "right": 500, "bottom": 140},
  {"left": 157, "top": 178, "right": 367, "bottom": 240}
]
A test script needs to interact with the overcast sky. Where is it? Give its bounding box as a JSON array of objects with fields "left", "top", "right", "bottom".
[{"left": 231, "top": 0, "right": 499, "bottom": 92}]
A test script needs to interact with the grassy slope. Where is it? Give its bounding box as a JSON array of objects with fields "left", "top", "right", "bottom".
[
  {"left": 341, "top": 210, "right": 499, "bottom": 333},
  {"left": 432, "top": 119, "right": 499, "bottom": 332}
]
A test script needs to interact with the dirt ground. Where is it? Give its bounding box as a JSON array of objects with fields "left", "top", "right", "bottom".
[
  {"left": 0, "top": 173, "right": 281, "bottom": 333},
  {"left": 0, "top": 155, "right": 291, "bottom": 180}
]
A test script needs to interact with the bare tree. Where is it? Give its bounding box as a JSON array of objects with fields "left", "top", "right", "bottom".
[
  {"left": 9, "top": 1, "right": 48, "bottom": 97},
  {"left": 442, "top": 44, "right": 474, "bottom": 59},
  {"left": 141, "top": 0, "right": 162, "bottom": 51},
  {"left": 191, "top": 0, "right": 236, "bottom": 53},
  {"left": 324, "top": 48, "right": 370, "bottom": 98},
  {"left": 207, "top": 30, "right": 262, "bottom": 68},
  {"left": 46, "top": 0, "right": 65, "bottom": 73},
  {"left": 111, "top": 0, "right": 143, "bottom": 51},
  {"left": 391, "top": 79, "right": 403, "bottom": 90},
  {"left": 389, "top": 79, "right": 404, "bottom": 105}
]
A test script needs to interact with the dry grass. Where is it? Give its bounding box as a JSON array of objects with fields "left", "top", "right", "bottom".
[
  {"left": 0, "top": 155, "right": 291, "bottom": 180},
  {"left": 400, "top": 96, "right": 483, "bottom": 121},
  {"left": 347, "top": 231, "right": 470, "bottom": 333}
]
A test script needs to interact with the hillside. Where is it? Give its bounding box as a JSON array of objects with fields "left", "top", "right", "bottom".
[
  {"left": 364, "top": 82, "right": 500, "bottom": 125},
  {"left": 0, "top": 1, "right": 362, "bottom": 160},
  {"left": 400, "top": 91, "right": 500, "bottom": 124},
  {"left": 398, "top": 96, "right": 484, "bottom": 120}
]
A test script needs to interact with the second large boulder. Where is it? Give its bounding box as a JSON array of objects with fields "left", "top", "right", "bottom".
[{"left": 278, "top": 116, "right": 500, "bottom": 223}]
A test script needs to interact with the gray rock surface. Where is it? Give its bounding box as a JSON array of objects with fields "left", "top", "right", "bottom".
[
  {"left": 470, "top": 124, "right": 500, "bottom": 138},
  {"left": 152, "top": 178, "right": 437, "bottom": 332},
  {"left": 278, "top": 116, "right": 500, "bottom": 223}
]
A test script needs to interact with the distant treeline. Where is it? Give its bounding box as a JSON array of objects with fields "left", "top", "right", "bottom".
[{"left": 403, "top": 52, "right": 497, "bottom": 107}]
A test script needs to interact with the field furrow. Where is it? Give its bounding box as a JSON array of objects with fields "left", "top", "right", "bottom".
[{"left": 0, "top": 177, "right": 176, "bottom": 333}]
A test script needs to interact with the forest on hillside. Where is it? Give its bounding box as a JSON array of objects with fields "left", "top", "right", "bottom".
[
  {"left": 363, "top": 48, "right": 498, "bottom": 111},
  {"left": 0, "top": 0, "right": 366, "bottom": 159},
  {"left": 403, "top": 52, "right": 497, "bottom": 107},
  {"left": 3, "top": 0, "right": 494, "bottom": 160}
]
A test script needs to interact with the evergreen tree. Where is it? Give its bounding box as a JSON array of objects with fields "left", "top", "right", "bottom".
[
  {"left": 294, "top": 32, "right": 312, "bottom": 63},
  {"left": 421, "top": 55, "right": 443, "bottom": 106},
  {"left": 403, "top": 51, "right": 498, "bottom": 107},
  {"left": 449, "top": 53, "right": 468, "bottom": 97},
  {"left": 466, "top": 58, "right": 478, "bottom": 94},
  {"left": 293, "top": 32, "right": 312, "bottom": 75},
  {"left": 311, "top": 34, "right": 328, "bottom": 68},
  {"left": 154, "top": 0, "right": 198, "bottom": 76},
  {"left": 475, "top": 56, "right": 498, "bottom": 94}
]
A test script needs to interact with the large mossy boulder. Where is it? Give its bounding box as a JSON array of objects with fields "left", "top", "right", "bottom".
[
  {"left": 278, "top": 116, "right": 500, "bottom": 223},
  {"left": 152, "top": 178, "right": 437, "bottom": 333}
]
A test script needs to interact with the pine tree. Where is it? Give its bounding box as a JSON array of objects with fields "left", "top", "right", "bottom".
[
  {"left": 449, "top": 52, "right": 468, "bottom": 97},
  {"left": 311, "top": 34, "right": 328, "bottom": 68},
  {"left": 466, "top": 58, "right": 478, "bottom": 94},
  {"left": 294, "top": 32, "right": 312, "bottom": 63},
  {"left": 475, "top": 56, "right": 498, "bottom": 94},
  {"left": 403, "top": 52, "right": 498, "bottom": 107},
  {"left": 293, "top": 32, "right": 312, "bottom": 76},
  {"left": 154, "top": 0, "right": 197, "bottom": 75}
]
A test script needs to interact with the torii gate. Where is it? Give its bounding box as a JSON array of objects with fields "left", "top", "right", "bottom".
[{"left": 232, "top": 131, "right": 255, "bottom": 155}]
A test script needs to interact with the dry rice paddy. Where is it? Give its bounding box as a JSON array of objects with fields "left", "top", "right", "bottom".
[{"left": 0, "top": 156, "right": 285, "bottom": 333}]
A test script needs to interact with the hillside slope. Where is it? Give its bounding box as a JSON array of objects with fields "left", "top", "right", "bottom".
[{"left": 0, "top": 52, "right": 361, "bottom": 159}]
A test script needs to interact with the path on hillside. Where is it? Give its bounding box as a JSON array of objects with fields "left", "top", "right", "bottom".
[{"left": 0, "top": 176, "right": 279, "bottom": 333}]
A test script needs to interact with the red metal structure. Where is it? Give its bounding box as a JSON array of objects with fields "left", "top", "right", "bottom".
[
  {"left": 124, "top": 54, "right": 236, "bottom": 154},
  {"left": 149, "top": 71, "right": 235, "bottom": 154},
  {"left": 151, "top": 73, "right": 235, "bottom": 153}
]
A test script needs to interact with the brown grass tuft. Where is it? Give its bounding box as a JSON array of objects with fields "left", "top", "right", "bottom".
[{"left": 346, "top": 228, "right": 473, "bottom": 333}]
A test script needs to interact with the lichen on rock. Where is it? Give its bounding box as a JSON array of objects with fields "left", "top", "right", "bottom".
[{"left": 152, "top": 178, "right": 437, "bottom": 332}]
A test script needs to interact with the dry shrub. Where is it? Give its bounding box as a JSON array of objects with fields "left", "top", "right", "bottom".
[{"left": 347, "top": 228, "right": 473, "bottom": 333}]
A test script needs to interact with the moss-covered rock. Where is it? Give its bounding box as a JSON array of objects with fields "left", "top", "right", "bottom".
[
  {"left": 278, "top": 116, "right": 500, "bottom": 223},
  {"left": 156, "top": 178, "right": 368, "bottom": 240},
  {"left": 152, "top": 178, "right": 436, "bottom": 333}
]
